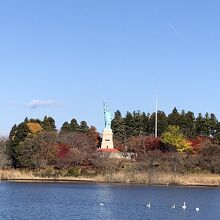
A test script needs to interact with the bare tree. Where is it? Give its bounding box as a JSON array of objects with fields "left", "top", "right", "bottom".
[
  {"left": 57, "top": 132, "right": 97, "bottom": 165},
  {"left": 0, "top": 138, "right": 10, "bottom": 169}
]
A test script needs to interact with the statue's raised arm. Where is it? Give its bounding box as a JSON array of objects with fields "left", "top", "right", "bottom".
[{"left": 103, "top": 102, "right": 112, "bottom": 129}]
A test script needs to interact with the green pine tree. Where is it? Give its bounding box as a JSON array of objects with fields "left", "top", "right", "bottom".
[
  {"left": 61, "top": 121, "right": 70, "bottom": 132},
  {"left": 111, "top": 110, "right": 126, "bottom": 141},
  {"left": 42, "top": 116, "right": 56, "bottom": 131},
  {"left": 124, "top": 112, "right": 134, "bottom": 138},
  {"left": 79, "top": 121, "right": 89, "bottom": 133},
  {"left": 69, "top": 118, "right": 79, "bottom": 132}
]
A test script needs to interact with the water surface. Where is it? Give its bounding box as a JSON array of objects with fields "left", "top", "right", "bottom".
[{"left": 0, "top": 182, "right": 219, "bottom": 220}]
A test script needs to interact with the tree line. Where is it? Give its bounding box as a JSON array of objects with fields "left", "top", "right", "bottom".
[
  {"left": 111, "top": 107, "right": 220, "bottom": 174},
  {"left": 112, "top": 107, "right": 220, "bottom": 141},
  {"left": 1, "top": 107, "right": 220, "bottom": 176},
  {"left": 6, "top": 116, "right": 100, "bottom": 170}
]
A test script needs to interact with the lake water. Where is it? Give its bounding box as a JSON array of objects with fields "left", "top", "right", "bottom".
[{"left": 0, "top": 182, "right": 219, "bottom": 220}]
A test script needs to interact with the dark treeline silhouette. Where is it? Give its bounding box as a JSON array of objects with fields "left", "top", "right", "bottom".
[{"left": 112, "top": 107, "right": 220, "bottom": 141}]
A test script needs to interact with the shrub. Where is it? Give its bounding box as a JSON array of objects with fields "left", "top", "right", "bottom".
[
  {"left": 36, "top": 167, "right": 64, "bottom": 178},
  {"left": 65, "top": 167, "right": 81, "bottom": 177}
]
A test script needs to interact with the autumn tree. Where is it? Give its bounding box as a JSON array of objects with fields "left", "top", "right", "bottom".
[
  {"left": 161, "top": 125, "right": 192, "bottom": 153},
  {"left": 56, "top": 143, "right": 87, "bottom": 169},
  {"left": 7, "top": 117, "right": 57, "bottom": 167},
  {"left": 26, "top": 122, "right": 43, "bottom": 134},
  {"left": 55, "top": 143, "right": 71, "bottom": 169},
  {"left": 200, "top": 142, "right": 220, "bottom": 173},
  {"left": 56, "top": 132, "right": 95, "bottom": 167},
  {"left": 87, "top": 126, "right": 100, "bottom": 149},
  {"left": 125, "top": 135, "right": 162, "bottom": 161},
  {"left": 190, "top": 136, "right": 213, "bottom": 153}
]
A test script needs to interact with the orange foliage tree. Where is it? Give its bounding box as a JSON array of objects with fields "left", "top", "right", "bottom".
[{"left": 27, "top": 122, "right": 43, "bottom": 134}]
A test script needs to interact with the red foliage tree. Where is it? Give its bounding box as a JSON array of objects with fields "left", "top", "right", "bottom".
[
  {"left": 189, "top": 136, "right": 210, "bottom": 153},
  {"left": 125, "top": 135, "right": 163, "bottom": 161},
  {"left": 144, "top": 137, "right": 161, "bottom": 151},
  {"left": 56, "top": 143, "right": 70, "bottom": 159}
]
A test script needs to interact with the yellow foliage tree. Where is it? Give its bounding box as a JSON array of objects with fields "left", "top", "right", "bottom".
[
  {"left": 27, "top": 122, "right": 43, "bottom": 134},
  {"left": 161, "top": 125, "right": 192, "bottom": 153}
]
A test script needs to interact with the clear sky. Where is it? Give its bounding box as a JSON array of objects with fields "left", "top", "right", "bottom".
[{"left": 0, "top": 0, "right": 220, "bottom": 135}]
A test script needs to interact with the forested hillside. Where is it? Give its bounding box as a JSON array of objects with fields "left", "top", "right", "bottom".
[{"left": 1, "top": 107, "right": 220, "bottom": 177}]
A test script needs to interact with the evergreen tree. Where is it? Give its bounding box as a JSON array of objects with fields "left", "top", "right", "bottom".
[
  {"left": 111, "top": 110, "right": 126, "bottom": 142},
  {"left": 42, "top": 116, "right": 56, "bottom": 131},
  {"left": 124, "top": 112, "right": 134, "bottom": 138},
  {"left": 79, "top": 121, "right": 89, "bottom": 133},
  {"left": 149, "top": 111, "right": 168, "bottom": 136},
  {"left": 132, "top": 111, "right": 144, "bottom": 136},
  {"left": 195, "top": 113, "right": 204, "bottom": 136},
  {"left": 14, "top": 122, "right": 29, "bottom": 143},
  {"left": 182, "top": 111, "right": 196, "bottom": 138},
  {"left": 29, "top": 118, "right": 42, "bottom": 124},
  {"left": 7, "top": 124, "right": 17, "bottom": 166},
  {"left": 168, "top": 107, "right": 181, "bottom": 126},
  {"left": 195, "top": 113, "right": 210, "bottom": 136},
  {"left": 69, "top": 118, "right": 79, "bottom": 132},
  {"left": 215, "top": 121, "right": 220, "bottom": 134},
  {"left": 158, "top": 111, "right": 168, "bottom": 135},
  {"left": 7, "top": 122, "right": 29, "bottom": 167},
  {"left": 142, "top": 112, "right": 151, "bottom": 135},
  {"left": 61, "top": 121, "right": 70, "bottom": 132},
  {"left": 17, "top": 137, "right": 36, "bottom": 168},
  {"left": 208, "top": 113, "right": 218, "bottom": 136},
  {"left": 9, "top": 124, "right": 17, "bottom": 140},
  {"left": 177, "top": 110, "right": 196, "bottom": 138}
]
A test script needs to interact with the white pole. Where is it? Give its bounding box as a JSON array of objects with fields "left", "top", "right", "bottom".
[{"left": 155, "top": 84, "right": 158, "bottom": 138}]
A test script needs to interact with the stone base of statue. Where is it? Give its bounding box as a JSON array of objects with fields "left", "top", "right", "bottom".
[
  {"left": 97, "top": 128, "right": 133, "bottom": 159},
  {"left": 100, "top": 128, "right": 114, "bottom": 149}
]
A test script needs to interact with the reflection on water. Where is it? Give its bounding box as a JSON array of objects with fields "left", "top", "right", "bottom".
[{"left": 0, "top": 182, "right": 219, "bottom": 220}]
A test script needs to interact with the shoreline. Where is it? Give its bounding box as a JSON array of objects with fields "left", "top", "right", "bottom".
[
  {"left": 1, "top": 169, "right": 220, "bottom": 187},
  {"left": 2, "top": 178, "right": 220, "bottom": 188},
  {"left": 0, "top": 177, "right": 220, "bottom": 188}
]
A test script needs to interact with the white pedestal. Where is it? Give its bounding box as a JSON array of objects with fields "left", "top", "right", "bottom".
[{"left": 101, "top": 128, "right": 114, "bottom": 149}]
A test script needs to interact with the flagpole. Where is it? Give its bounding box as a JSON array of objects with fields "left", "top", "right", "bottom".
[{"left": 155, "top": 83, "right": 158, "bottom": 138}]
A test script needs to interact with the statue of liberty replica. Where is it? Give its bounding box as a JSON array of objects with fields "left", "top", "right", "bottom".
[{"left": 100, "top": 102, "right": 114, "bottom": 149}]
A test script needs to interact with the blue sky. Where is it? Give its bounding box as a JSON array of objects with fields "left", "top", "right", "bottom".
[{"left": 0, "top": 0, "right": 220, "bottom": 135}]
